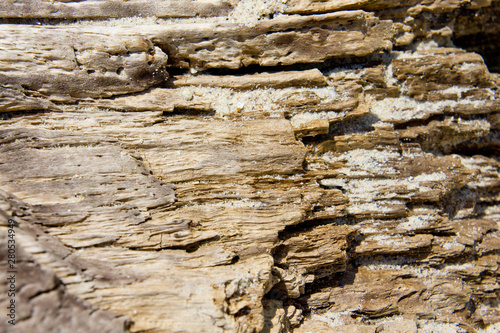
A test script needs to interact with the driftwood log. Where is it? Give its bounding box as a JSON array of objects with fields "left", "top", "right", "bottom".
[{"left": 0, "top": 1, "right": 499, "bottom": 332}]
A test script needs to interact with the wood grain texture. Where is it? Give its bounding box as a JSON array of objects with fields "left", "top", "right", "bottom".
[
  {"left": 0, "top": 25, "right": 169, "bottom": 103},
  {"left": 0, "top": 0, "right": 233, "bottom": 19},
  {"left": 0, "top": 1, "right": 499, "bottom": 332}
]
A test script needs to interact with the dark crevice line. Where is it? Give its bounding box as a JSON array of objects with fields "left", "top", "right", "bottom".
[
  {"left": 298, "top": 113, "right": 382, "bottom": 146},
  {"left": 167, "top": 107, "right": 215, "bottom": 117},
  {"left": 394, "top": 113, "right": 493, "bottom": 131},
  {"left": 277, "top": 217, "right": 360, "bottom": 241},
  {"left": 402, "top": 130, "right": 500, "bottom": 158},
  {"left": 0, "top": 18, "right": 82, "bottom": 25},
  {"left": 153, "top": 234, "right": 221, "bottom": 253},
  {"left": 178, "top": 51, "right": 394, "bottom": 77},
  {"left": 0, "top": 109, "right": 50, "bottom": 120},
  {"left": 454, "top": 32, "right": 500, "bottom": 73}
]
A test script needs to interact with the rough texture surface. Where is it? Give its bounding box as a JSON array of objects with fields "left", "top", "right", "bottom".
[
  {"left": 0, "top": 1, "right": 499, "bottom": 332},
  {"left": 0, "top": 0, "right": 234, "bottom": 19}
]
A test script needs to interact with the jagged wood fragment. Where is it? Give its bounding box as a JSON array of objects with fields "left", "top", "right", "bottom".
[
  {"left": 0, "top": 87, "right": 61, "bottom": 112},
  {"left": 80, "top": 87, "right": 212, "bottom": 112},
  {"left": 285, "top": 0, "right": 493, "bottom": 15},
  {"left": 0, "top": 25, "right": 169, "bottom": 103},
  {"left": 170, "top": 69, "right": 327, "bottom": 90},
  {"left": 354, "top": 234, "right": 433, "bottom": 255},
  {"left": 399, "top": 117, "right": 492, "bottom": 154},
  {"left": 391, "top": 48, "right": 494, "bottom": 97},
  {"left": 140, "top": 10, "right": 395, "bottom": 69},
  {"left": 284, "top": 0, "right": 421, "bottom": 14},
  {"left": 277, "top": 224, "right": 357, "bottom": 277}
]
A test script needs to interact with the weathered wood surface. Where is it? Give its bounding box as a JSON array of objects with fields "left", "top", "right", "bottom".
[
  {"left": 0, "top": 25, "right": 169, "bottom": 103},
  {"left": 0, "top": 0, "right": 233, "bottom": 19},
  {"left": 0, "top": 1, "right": 499, "bottom": 333},
  {"left": 285, "top": 0, "right": 491, "bottom": 14},
  {"left": 169, "top": 69, "right": 328, "bottom": 90},
  {"left": 0, "top": 11, "right": 394, "bottom": 106},
  {"left": 0, "top": 210, "right": 130, "bottom": 333}
]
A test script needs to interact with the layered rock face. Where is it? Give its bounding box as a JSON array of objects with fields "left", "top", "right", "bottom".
[{"left": 0, "top": 1, "right": 499, "bottom": 332}]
